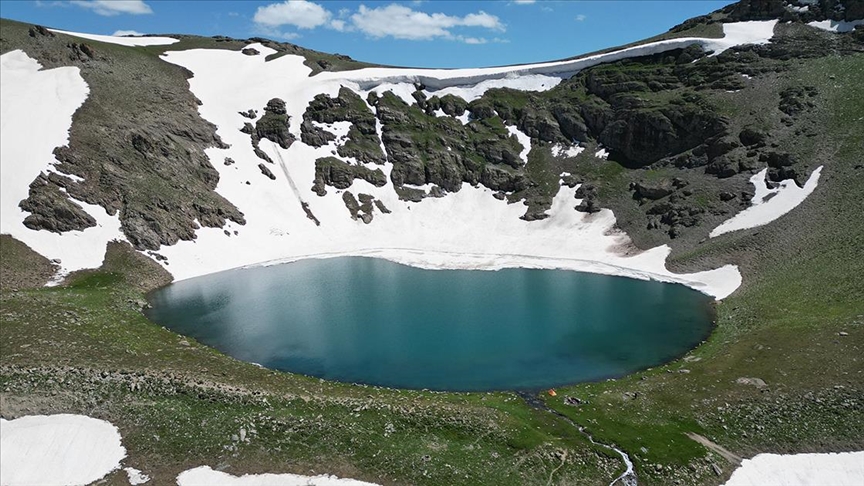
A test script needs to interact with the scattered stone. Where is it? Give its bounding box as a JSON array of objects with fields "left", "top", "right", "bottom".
[
  {"left": 736, "top": 377, "right": 767, "bottom": 388},
  {"left": 258, "top": 163, "right": 276, "bottom": 180},
  {"left": 563, "top": 396, "right": 584, "bottom": 406}
]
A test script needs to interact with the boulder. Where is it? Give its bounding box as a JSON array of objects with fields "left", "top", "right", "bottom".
[{"left": 633, "top": 180, "right": 674, "bottom": 200}]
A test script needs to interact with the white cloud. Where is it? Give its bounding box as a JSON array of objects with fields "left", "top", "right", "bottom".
[
  {"left": 112, "top": 29, "right": 144, "bottom": 36},
  {"left": 329, "top": 19, "right": 349, "bottom": 32},
  {"left": 350, "top": 4, "right": 504, "bottom": 41},
  {"left": 70, "top": 0, "right": 152, "bottom": 16},
  {"left": 461, "top": 36, "right": 488, "bottom": 45},
  {"left": 254, "top": 0, "right": 331, "bottom": 29},
  {"left": 575, "top": 14, "right": 587, "bottom": 21},
  {"left": 513, "top": 0, "right": 537, "bottom": 4}
]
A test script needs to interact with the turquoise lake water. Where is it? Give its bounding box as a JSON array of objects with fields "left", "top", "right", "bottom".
[{"left": 146, "top": 257, "right": 714, "bottom": 391}]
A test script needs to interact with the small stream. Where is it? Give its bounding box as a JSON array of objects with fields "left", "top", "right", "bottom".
[{"left": 517, "top": 392, "right": 637, "bottom": 486}]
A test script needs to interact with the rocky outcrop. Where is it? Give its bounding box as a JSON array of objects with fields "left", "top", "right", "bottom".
[
  {"left": 19, "top": 174, "right": 96, "bottom": 233},
  {"left": 341, "top": 191, "right": 383, "bottom": 224},
  {"left": 304, "top": 87, "right": 386, "bottom": 165},
  {"left": 300, "top": 120, "right": 336, "bottom": 147},
  {"left": 376, "top": 91, "right": 524, "bottom": 195},
  {"left": 312, "top": 157, "right": 387, "bottom": 196},
  {"left": 255, "top": 98, "right": 295, "bottom": 150},
  {"left": 258, "top": 163, "right": 276, "bottom": 180}
]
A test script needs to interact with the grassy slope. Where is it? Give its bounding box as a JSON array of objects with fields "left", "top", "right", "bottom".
[
  {"left": 1, "top": 16, "right": 862, "bottom": 486},
  {"left": 547, "top": 52, "right": 864, "bottom": 485},
  {"left": 1, "top": 244, "right": 619, "bottom": 485}
]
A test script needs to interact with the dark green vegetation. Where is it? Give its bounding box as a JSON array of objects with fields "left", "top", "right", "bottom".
[
  {"left": 2, "top": 1, "right": 864, "bottom": 484},
  {"left": 303, "top": 87, "right": 387, "bottom": 164}
]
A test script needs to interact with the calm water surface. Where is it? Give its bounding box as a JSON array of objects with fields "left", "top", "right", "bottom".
[{"left": 146, "top": 257, "right": 714, "bottom": 391}]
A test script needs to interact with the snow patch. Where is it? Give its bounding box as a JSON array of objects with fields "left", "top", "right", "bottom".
[
  {"left": 808, "top": 19, "right": 864, "bottom": 33},
  {"left": 176, "top": 466, "right": 378, "bottom": 486},
  {"left": 507, "top": 125, "right": 532, "bottom": 164},
  {"left": 427, "top": 73, "right": 561, "bottom": 102},
  {"left": 125, "top": 467, "right": 150, "bottom": 485},
  {"left": 1, "top": 50, "right": 125, "bottom": 279},
  {"left": 0, "top": 414, "right": 126, "bottom": 486},
  {"left": 722, "top": 451, "right": 864, "bottom": 486},
  {"left": 48, "top": 28, "right": 179, "bottom": 47},
  {"left": 595, "top": 147, "right": 610, "bottom": 159},
  {"left": 710, "top": 166, "right": 822, "bottom": 238},
  {"left": 552, "top": 144, "right": 585, "bottom": 158}
]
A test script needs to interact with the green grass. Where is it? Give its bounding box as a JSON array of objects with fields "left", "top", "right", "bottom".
[{"left": 1, "top": 244, "right": 621, "bottom": 485}]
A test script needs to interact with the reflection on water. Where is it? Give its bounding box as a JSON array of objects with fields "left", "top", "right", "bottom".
[{"left": 147, "top": 257, "right": 714, "bottom": 391}]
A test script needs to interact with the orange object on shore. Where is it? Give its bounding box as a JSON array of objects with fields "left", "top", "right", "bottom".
[{"left": 547, "top": 389, "right": 557, "bottom": 397}]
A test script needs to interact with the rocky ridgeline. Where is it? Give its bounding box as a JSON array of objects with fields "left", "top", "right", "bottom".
[
  {"left": 293, "top": 18, "right": 859, "bottom": 235},
  {"left": 674, "top": 0, "right": 864, "bottom": 30}
]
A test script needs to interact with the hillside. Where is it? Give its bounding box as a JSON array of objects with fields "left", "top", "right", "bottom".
[{"left": 1, "top": 0, "right": 863, "bottom": 485}]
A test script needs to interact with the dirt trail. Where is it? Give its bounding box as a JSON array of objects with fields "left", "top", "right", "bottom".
[{"left": 687, "top": 432, "right": 742, "bottom": 465}]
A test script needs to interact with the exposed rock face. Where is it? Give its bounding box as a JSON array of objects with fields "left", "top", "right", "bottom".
[
  {"left": 341, "top": 191, "right": 382, "bottom": 224},
  {"left": 258, "top": 163, "right": 276, "bottom": 180},
  {"left": 304, "top": 87, "right": 386, "bottom": 164},
  {"left": 241, "top": 47, "right": 259, "bottom": 56},
  {"left": 633, "top": 181, "right": 675, "bottom": 201},
  {"left": 19, "top": 174, "right": 96, "bottom": 233},
  {"left": 312, "top": 157, "right": 387, "bottom": 196},
  {"left": 255, "top": 98, "right": 295, "bottom": 150},
  {"left": 375, "top": 91, "right": 524, "bottom": 196},
  {"left": 300, "top": 120, "right": 336, "bottom": 147}
]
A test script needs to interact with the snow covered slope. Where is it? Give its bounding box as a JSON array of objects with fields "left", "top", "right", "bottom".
[
  {"left": 47, "top": 28, "right": 178, "bottom": 47},
  {"left": 1, "top": 20, "right": 788, "bottom": 298}
]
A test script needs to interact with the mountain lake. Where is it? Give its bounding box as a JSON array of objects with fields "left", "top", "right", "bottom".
[{"left": 146, "top": 257, "right": 715, "bottom": 391}]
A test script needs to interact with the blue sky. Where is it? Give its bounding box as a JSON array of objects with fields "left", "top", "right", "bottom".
[{"left": 1, "top": 1, "right": 734, "bottom": 67}]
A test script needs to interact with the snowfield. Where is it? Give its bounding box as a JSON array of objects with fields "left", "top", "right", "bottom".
[
  {"left": 710, "top": 166, "right": 822, "bottom": 238},
  {"left": 0, "top": 21, "right": 791, "bottom": 299},
  {"left": 0, "top": 414, "right": 126, "bottom": 486},
  {"left": 722, "top": 451, "right": 864, "bottom": 486},
  {"left": 176, "top": 466, "right": 379, "bottom": 486},
  {"left": 47, "top": 29, "right": 179, "bottom": 47}
]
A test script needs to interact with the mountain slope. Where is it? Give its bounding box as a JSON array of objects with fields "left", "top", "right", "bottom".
[{"left": 1, "top": 1, "right": 863, "bottom": 485}]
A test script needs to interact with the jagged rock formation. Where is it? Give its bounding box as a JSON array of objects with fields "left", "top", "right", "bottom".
[
  {"left": 312, "top": 157, "right": 387, "bottom": 196},
  {"left": 303, "top": 87, "right": 386, "bottom": 164}
]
